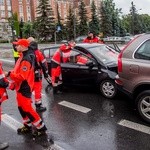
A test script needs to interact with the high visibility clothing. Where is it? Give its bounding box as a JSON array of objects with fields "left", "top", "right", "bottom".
[
  {"left": 51, "top": 45, "right": 71, "bottom": 87},
  {"left": 13, "top": 49, "right": 20, "bottom": 58},
  {"left": 33, "top": 81, "right": 42, "bottom": 104},
  {"left": 29, "top": 41, "right": 49, "bottom": 105},
  {"left": 83, "top": 36, "right": 103, "bottom": 43},
  {"left": 9, "top": 49, "right": 46, "bottom": 130},
  {"left": 76, "top": 55, "right": 88, "bottom": 65}
]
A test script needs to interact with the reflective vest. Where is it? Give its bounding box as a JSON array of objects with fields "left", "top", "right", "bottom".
[{"left": 13, "top": 49, "right": 20, "bottom": 58}]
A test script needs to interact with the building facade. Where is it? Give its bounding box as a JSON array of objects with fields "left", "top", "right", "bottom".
[{"left": 0, "top": 0, "right": 101, "bottom": 40}]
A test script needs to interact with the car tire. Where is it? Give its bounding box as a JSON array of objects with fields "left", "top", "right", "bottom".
[
  {"left": 100, "top": 80, "right": 117, "bottom": 99},
  {"left": 136, "top": 90, "right": 150, "bottom": 123}
]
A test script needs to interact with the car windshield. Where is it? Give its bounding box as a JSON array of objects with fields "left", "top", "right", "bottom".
[{"left": 87, "top": 45, "right": 118, "bottom": 64}]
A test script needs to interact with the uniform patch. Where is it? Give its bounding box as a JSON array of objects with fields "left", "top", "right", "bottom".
[{"left": 22, "top": 66, "right": 27, "bottom": 71}]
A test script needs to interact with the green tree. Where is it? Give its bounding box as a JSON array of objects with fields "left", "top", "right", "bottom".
[
  {"left": 78, "top": 0, "right": 88, "bottom": 36},
  {"left": 8, "top": 12, "right": 19, "bottom": 38},
  {"left": 22, "top": 22, "right": 34, "bottom": 38},
  {"left": 65, "top": 5, "right": 75, "bottom": 40},
  {"left": 35, "top": 0, "right": 55, "bottom": 42},
  {"left": 130, "top": 1, "right": 141, "bottom": 35},
  {"left": 100, "top": 0, "right": 113, "bottom": 37},
  {"left": 89, "top": 0, "right": 100, "bottom": 35}
]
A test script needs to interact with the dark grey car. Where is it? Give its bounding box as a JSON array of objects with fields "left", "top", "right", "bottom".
[{"left": 42, "top": 43, "right": 119, "bottom": 98}]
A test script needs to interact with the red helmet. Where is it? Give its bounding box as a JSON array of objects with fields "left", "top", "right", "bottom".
[{"left": 59, "top": 44, "right": 72, "bottom": 52}]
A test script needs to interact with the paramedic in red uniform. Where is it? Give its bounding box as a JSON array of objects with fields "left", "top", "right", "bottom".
[
  {"left": 6, "top": 39, "right": 47, "bottom": 137},
  {"left": 83, "top": 31, "right": 103, "bottom": 43},
  {"left": 28, "top": 37, "right": 50, "bottom": 112},
  {"left": 51, "top": 43, "right": 72, "bottom": 93}
]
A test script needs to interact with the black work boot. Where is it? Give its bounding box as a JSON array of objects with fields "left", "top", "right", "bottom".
[
  {"left": 32, "top": 125, "right": 47, "bottom": 138},
  {"left": 53, "top": 86, "right": 62, "bottom": 94},
  {"left": 0, "top": 142, "right": 9, "bottom": 150},
  {"left": 35, "top": 104, "right": 47, "bottom": 112},
  {"left": 17, "top": 125, "right": 32, "bottom": 135}
]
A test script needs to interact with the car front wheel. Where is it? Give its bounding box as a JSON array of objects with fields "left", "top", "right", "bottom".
[
  {"left": 136, "top": 90, "right": 150, "bottom": 123},
  {"left": 100, "top": 80, "right": 117, "bottom": 99}
]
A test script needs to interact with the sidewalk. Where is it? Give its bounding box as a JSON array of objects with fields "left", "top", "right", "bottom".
[{"left": 0, "top": 43, "right": 55, "bottom": 59}]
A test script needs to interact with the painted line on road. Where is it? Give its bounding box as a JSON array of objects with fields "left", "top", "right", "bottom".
[
  {"left": 2, "top": 114, "right": 22, "bottom": 131},
  {"left": 58, "top": 101, "right": 91, "bottom": 113},
  {"left": 118, "top": 119, "right": 150, "bottom": 135},
  {"left": 0, "top": 58, "right": 14, "bottom": 63},
  {"left": 2, "top": 114, "right": 65, "bottom": 149}
]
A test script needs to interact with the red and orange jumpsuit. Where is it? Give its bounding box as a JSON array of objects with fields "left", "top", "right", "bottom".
[
  {"left": 29, "top": 41, "right": 49, "bottom": 106},
  {"left": 51, "top": 44, "right": 71, "bottom": 88},
  {"left": 8, "top": 50, "right": 46, "bottom": 131},
  {"left": 83, "top": 36, "right": 103, "bottom": 43}
]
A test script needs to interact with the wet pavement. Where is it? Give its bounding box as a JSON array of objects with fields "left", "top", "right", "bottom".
[{"left": 0, "top": 59, "right": 150, "bottom": 150}]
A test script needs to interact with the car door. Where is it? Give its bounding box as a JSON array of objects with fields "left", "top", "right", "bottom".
[
  {"left": 61, "top": 49, "right": 98, "bottom": 86},
  {"left": 42, "top": 47, "right": 59, "bottom": 75}
]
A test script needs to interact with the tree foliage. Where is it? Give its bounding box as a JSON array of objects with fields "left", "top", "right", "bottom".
[
  {"left": 35, "top": 0, "right": 55, "bottom": 41},
  {"left": 89, "top": 0, "right": 100, "bottom": 35},
  {"left": 78, "top": 0, "right": 88, "bottom": 36},
  {"left": 65, "top": 5, "right": 76, "bottom": 40}
]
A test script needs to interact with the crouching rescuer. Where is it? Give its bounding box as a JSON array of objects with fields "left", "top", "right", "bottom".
[{"left": 6, "top": 39, "right": 47, "bottom": 137}]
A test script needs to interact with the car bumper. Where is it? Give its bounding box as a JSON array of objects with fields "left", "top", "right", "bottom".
[{"left": 115, "top": 75, "right": 132, "bottom": 98}]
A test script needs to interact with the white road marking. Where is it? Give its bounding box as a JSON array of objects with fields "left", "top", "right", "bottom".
[
  {"left": 0, "top": 58, "right": 14, "bottom": 63},
  {"left": 2, "top": 114, "right": 65, "bottom": 149},
  {"left": 2, "top": 114, "right": 22, "bottom": 131},
  {"left": 118, "top": 119, "right": 150, "bottom": 135},
  {"left": 58, "top": 101, "right": 91, "bottom": 113}
]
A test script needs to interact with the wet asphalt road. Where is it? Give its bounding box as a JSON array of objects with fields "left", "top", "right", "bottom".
[{"left": 0, "top": 60, "right": 150, "bottom": 150}]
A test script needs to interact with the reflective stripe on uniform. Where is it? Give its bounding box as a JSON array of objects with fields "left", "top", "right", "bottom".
[
  {"left": 41, "top": 59, "right": 46, "bottom": 63},
  {"left": 33, "top": 119, "right": 42, "bottom": 126},
  {"left": 0, "top": 74, "right": 5, "bottom": 79},
  {"left": 36, "top": 122, "right": 45, "bottom": 129}
]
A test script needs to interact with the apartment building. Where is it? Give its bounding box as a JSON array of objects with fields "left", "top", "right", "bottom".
[{"left": 0, "top": 0, "right": 101, "bottom": 40}]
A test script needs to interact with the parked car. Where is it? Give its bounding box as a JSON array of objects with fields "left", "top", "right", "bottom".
[
  {"left": 115, "top": 33, "right": 150, "bottom": 123},
  {"left": 42, "top": 43, "right": 119, "bottom": 98}
]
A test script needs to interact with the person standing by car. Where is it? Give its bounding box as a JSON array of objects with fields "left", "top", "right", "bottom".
[
  {"left": 83, "top": 31, "right": 103, "bottom": 43},
  {"left": 27, "top": 37, "right": 50, "bottom": 112},
  {"left": 6, "top": 39, "right": 47, "bottom": 137},
  {"left": 51, "top": 43, "right": 72, "bottom": 94},
  {"left": 12, "top": 36, "right": 20, "bottom": 64}
]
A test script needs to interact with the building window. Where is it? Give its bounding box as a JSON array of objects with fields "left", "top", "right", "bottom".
[
  {"left": 6, "top": 0, "right": 10, "bottom": 5},
  {"left": 27, "top": 6, "right": 30, "bottom": 13},
  {"left": 19, "top": 5, "right": 23, "bottom": 13},
  {"left": 26, "top": 0, "right": 30, "bottom": 3},
  {"left": 1, "top": 10, "right": 5, "bottom": 18},
  {"left": 0, "top": 0, "right": 4, "bottom": 5}
]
